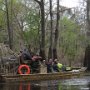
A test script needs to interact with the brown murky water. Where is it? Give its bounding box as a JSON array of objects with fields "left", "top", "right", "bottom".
[{"left": 0, "top": 76, "right": 90, "bottom": 90}]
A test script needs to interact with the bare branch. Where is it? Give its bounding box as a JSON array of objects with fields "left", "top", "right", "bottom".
[{"left": 34, "top": 0, "right": 41, "bottom": 6}]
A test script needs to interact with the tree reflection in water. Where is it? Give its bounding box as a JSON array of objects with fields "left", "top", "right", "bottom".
[{"left": 87, "top": 82, "right": 90, "bottom": 90}]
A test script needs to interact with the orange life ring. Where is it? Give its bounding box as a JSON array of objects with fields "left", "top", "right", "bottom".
[{"left": 18, "top": 65, "right": 30, "bottom": 74}]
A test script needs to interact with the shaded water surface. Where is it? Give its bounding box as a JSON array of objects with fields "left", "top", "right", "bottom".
[{"left": 0, "top": 76, "right": 90, "bottom": 90}]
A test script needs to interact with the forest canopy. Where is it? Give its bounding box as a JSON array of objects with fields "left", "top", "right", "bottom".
[{"left": 0, "top": 0, "right": 89, "bottom": 67}]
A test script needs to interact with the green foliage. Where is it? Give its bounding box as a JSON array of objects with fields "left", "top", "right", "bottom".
[
  {"left": 0, "top": 0, "right": 87, "bottom": 61},
  {"left": 23, "top": 8, "right": 40, "bottom": 51},
  {"left": 0, "top": 0, "right": 7, "bottom": 43},
  {"left": 60, "top": 17, "right": 86, "bottom": 65}
]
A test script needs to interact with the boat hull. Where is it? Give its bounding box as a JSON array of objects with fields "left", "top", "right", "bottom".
[{"left": 0, "top": 72, "right": 83, "bottom": 82}]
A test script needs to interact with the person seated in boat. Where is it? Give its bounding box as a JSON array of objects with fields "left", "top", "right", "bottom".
[
  {"left": 52, "top": 60, "right": 59, "bottom": 72},
  {"left": 32, "top": 54, "right": 42, "bottom": 61},
  {"left": 57, "top": 62, "right": 63, "bottom": 71},
  {"left": 23, "top": 48, "right": 32, "bottom": 60},
  {"left": 18, "top": 49, "right": 32, "bottom": 63},
  {"left": 30, "top": 60, "right": 40, "bottom": 73},
  {"left": 46, "top": 59, "right": 53, "bottom": 73},
  {"left": 30, "top": 54, "right": 42, "bottom": 73}
]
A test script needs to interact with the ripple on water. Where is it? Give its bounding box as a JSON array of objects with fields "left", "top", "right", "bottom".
[{"left": 62, "top": 77, "right": 90, "bottom": 86}]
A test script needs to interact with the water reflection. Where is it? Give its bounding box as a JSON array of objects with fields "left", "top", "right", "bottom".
[
  {"left": 61, "top": 76, "right": 90, "bottom": 90},
  {"left": 86, "top": 82, "right": 90, "bottom": 90},
  {"left": 0, "top": 76, "right": 90, "bottom": 90},
  {"left": 19, "top": 83, "right": 31, "bottom": 90}
]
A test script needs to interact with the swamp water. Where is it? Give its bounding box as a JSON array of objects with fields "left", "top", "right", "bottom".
[{"left": 0, "top": 76, "right": 90, "bottom": 90}]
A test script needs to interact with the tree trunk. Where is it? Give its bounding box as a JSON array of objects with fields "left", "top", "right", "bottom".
[
  {"left": 53, "top": 0, "right": 60, "bottom": 59},
  {"left": 5, "top": 0, "right": 13, "bottom": 49},
  {"left": 83, "top": 0, "right": 90, "bottom": 71},
  {"left": 48, "top": 0, "right": 53, "bottom": 59},
  {"left": 84, "top": 45, "right": 90, "bottom": 70},
  {"left": 10, "top": 0, "right": 13, "bottom": 49},
  {"left": 39, "top": 0, "right": 46, "bottom": 59},
  {"left": 34, "top": 0, "right": 46, "bottom": 59}
]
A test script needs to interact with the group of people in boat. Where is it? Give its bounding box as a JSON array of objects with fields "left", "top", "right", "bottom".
[
  {"left": 18, "top": 48, "right": 71, "bottom": 74},
  {"left": 43, "top": 59, "right": 71, "bottom": 73}
]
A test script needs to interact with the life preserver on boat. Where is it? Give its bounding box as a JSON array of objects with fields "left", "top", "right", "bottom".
[{"left": 18, "top": 65, "right": 30, "bottom": 74}]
